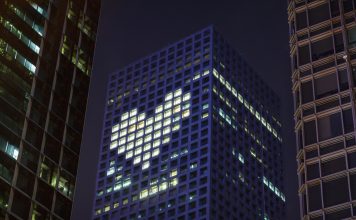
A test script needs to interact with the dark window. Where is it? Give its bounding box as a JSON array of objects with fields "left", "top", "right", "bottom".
[
  {"left": 350, "top": 174, "right": 356, "bottom": 200},
  {"left": 318, "top": 112, "right": 342, "bottom": 141},
  {"left": 296, "top": 11, "right": 307, "bottom": 30},
  {"left": 348, "top": 152, "right": 356, "bottom": 168},
  {"left": 323, "top": 177, "right": 349, "bottom": 207},
  {"left": 343, "top": 109, "right": 354, "bottom": 133},
  {"left": 301, "top": 81, "right": 313, "bottom": 103},
  {"left": 348, "top": 27, "right": 356, "bottom": 48},
  {"left": 321, "top": 157, "right": 346, "bottom": 176},
  {"left": 299, "top": 45, "right": 310, "bottom": 65},
  {"left": 334, "top": 33, "right": 344, "bottom": 53},
  {"left": 304, "top": 120, "right": 317, "bottom": 145},
  {"left": 314, "top": 73, "right": 338, "bottom": 99},
  {"left": 307, "top": 163, "right": 319, "bottom": 180},
  {"left": 308, "top": 184, "right": 322, "bottom": 211},
  {"left": 311, "top": 37, "right": 334, "bottom": 60},
  {"left": 343, "top": 0, "right": 354, "bottom": 13},
  {"left": 325, "top": 208, "right": 351, "bottom": 220},
  {"left": 338, "top": 69, "right": 349, "bottom": 91},
  {"left": 330, "top": 0, "right": 340, "bottom": 17},
  {"left": 308, "top": 4, "right": 330, "bottom": 26}
]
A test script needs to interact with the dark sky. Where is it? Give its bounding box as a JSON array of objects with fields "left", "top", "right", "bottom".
[{"left": 72, "top": 1, "right": 299, "bottom": 219}]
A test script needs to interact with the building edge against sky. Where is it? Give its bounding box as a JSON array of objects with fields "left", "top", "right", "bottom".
[
  {"left": 0, "top": 0, "right": 100, "bottom": 219},
  {"left": 91, "top": 25, "right": 285, "bottom": 220},
  {"left": 288, "top": 0, "right": 356, "bottom": 219}
]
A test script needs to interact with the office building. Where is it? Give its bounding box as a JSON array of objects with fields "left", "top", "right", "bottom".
[
  {"left": 93, "top": 26, "right": 285, "bottom": 220},
  {"left": 0, "top": 0, "right": 100, "bottom": 219},
  {"left": 288, "top": 0, "right": 356, "bottom": 219}
]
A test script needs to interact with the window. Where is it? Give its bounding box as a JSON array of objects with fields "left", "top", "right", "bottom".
[
  {"left": 321, "top": 157, "right": 346, "bottom": 176},
  {"left": 314, "top": 73, "right": 338, "bottom": 99},
  {"left": 308, "top": 4, "right": 330, "bottom": 26},
  {"left": 296, "top": 11, "right": 307, "bottom": 30},
  {"left": 307, "top": 163, "right": 319, "bottom": 180},
  {"left": 308, "top": 184, "right": 322, "bottom": 211},
  {"left": 338, "top": 69, "right": 349, "bottom": 91},
  {"left": 323, "top": 177, "right": 349, "bottom": 207},
  {"left": 304, "top": 120, "right": 316, "bottom": 145},
  {"left": 298, "top": 45, "right": 310, "bottom": 65},
  {"left": 311, "top": 37, "right": 334, "bottom": 61},
  {"left": 343, "top": 109, "right": 354, "bottom": 133},
  {"left": 348, "top": 27, "right": 356, "bottom": 48},
  {"left": 318, "top": 112, "right": 342, "bottom": 141},
  {"left": 301, "top": 81, "right": 313, "bottom": 103}
]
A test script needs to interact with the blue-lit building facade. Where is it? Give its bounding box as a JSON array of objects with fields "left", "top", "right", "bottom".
[{"left": 92, "top": 26, "right": 285, "bottom": 220}]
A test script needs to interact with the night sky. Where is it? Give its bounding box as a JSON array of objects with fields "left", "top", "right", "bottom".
[{"left": 72, "top": 1, "right": 298, "bottom": 219}]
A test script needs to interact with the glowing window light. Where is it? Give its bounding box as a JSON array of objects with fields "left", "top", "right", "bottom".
[
  {"left": 183, "top": 93, "right": 191, "bottom": 102},
  {"left": 144, "top": 134, "right": 152, "bottom": 143},
  {"left": 129, "top": 117, "right": 137, "bottom": 125},
  {"left": 163, "top": 118, "right": 172, "bottom": 126},
  {"left": 173, "top": 106, "right": 181, "bottom": 114},
  {"left": 154, "top": 122, "right": 162, "bottom": 130},
  {"left": 138, "top": 113, "right": 145, "bottom": 121},
  {"left": 119, "top": 137, "right": 126, "bottom": 146},
  {"left": 118, "top": 146, "right": 125, "bottom": 154},
  {"left": 174, "top": 89, "right": 182, "bottom": 97},
  {"left": 146, "top": 117, "right": 154, "bottom": 125},
  {"left": 165, "top": 92, "right": 173, "bottom": 101},
  {"left": 127, "top": 134, "right": 135, "bottom": 142},
  {"left": 137, "top": 121, "right": 145, "bottom": 129},
  {"left": 142, "top": 161, "right": 150, "bottom": 170},
  {"left": 182, "top": 110, "right": 190, "bottom": 118},
  {"left": 261, "top": 117, "right": 267, "bottom": 126},
  {"left": 173, "top": 115, "right": 180, "bottom": 122},
  {"left": 136, "top": 130, "right": 144, "bottom": 138},
  {"left": 173, "top": 97, "right": 181, "bottom": 105},
  {"left": 128, "top": 125, "right": 136, "bottom": 133},
  {"left": 150, "top": 185, "right": 158, "bottom": 195},
  {"left": 170, "top": 169, "right": 178, "bottom": 177},
  {"left": 164, "top": 101, "right": 172, "bottom": 109},
  {"left": 159, "top": 182, "right": 168, "bottom": 191},
  {"left": 135, "top": 138, "right": 143, "bottom": 147},
  {"left": 143, "top": 152, "right": 151, "bottom": 160},
  {"left": 162, "top": 136, "right": 170, "bottom": 144},
  {"left": 193, "top": 72, "right": 200, "bottom": 80},
  {"left": 202, "top": 113, "right": 209, "bottom": 119},
  {"left": 106, "top": 167, "right": 115, "bottom": 176},
  {"left": 104, "top": 205, "right": 110, "bottom": 212},
  {"left": 164, "top": 109, "right": 172, "bottom": 118},
  {"left": 143, "top": 143, "right": 151, "bottom": 151},
  {"left": 126, "top": 142, "right": 134, "bottom": 150},
  {"left": 202, "top": 103, "right": 209, "bottom": 110},
  {"left": 172, "top": 123, "right": 180, "bottom": 131},
  {"left": 238, "top": 154, "right": 245, "bottom": 164},
  {"left": 152, "top": 148, "right": 160, "bottom": 157},
  {"left": 154, "top": 130, "right": 161, "bottom": 139},
  {"left": 121, "top": 120, "right": 128, "bottom": 129},
  {"left": 134, "top": 146, "right": 142, "bottom": 155},
  {"left": 119, "top": 129, "right": 127, "bottom": 137},
  {"left": 170, "top": 178, "right": 178, "bottom": 187},
  {"left": 125, "top": 151, "right": 133, "bottom": 159},
  {"left": 110, "top": 141, "right": 118, "bottom": 149},
  {"left": 112, "top": 124, "right": 119, "bottom": 133},
  {"left": 182, "top": 103, "right": 190, "bottom": 110},
  {"left": 155, "top": 113, "right": 163, "bottom": 122},
  {"left": 140, "top": 189, "right": 148, "bottom": 199},
  {"left": 238, "top": 94, "right": 244, "bottom": 103},
  {"left": 121, "top": 112, "right": 129, "bottom": 121},
  {"left": 145, "top": 125, "right": 153, "bottom": 134},
  {"left": 133, "top": 156, "right": 141, "bottom": 164},
  {"left": 163, "top": 127, "right": 171, "bottom": 135},
  {"left": 153, "top": 140, "right": 161, "bottom": 148},
  {"left": 130, "top": 109, "right": 137, "bottom": 116},
  {"left": 114, "top": 183, "right": 122, "bottom": 191},
  {"left": 203, "top": 69, "right": 210, "bottom": 76}
]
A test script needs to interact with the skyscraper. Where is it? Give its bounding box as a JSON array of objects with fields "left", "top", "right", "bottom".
[
  {"left": 288, "top": 0, "right": 356, "bottom": 219},
  {"left": 92, "top": 26, "right": 285, "bottom": 220},
  {"left": 0, "top": 0, "right": 100, "bottom": 219}
]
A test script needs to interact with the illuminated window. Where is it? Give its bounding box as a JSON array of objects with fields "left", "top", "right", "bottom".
[
  {"left": 154, "top": 122, "right": 162, "bottom": 130},
  {"left": 173, "top": 115, "right": 180, "bottom": 122},
  {"left": 143, "top": 152, "right": 151, "bottom": 160},
  {"left": 121, "top": 120, "right": 128, "bottom": 129},
  {"left": 136, "top": 130, "right": 144, "bottom": 138},
  {"left": 154, "top": 130, "right": 161, "bottom": 139},
  {"left": 183, "top": 93, "right": 190, "bottom": 102},
  {"left": 137, "top": 121, "right": 145, "bottom": 129},
  {"left": 144, "top": 134, "right": 152, "bottom": 143},
  {"left": 119, "top": 137, "right": 126, "bottom": 146},
  {"left": 110, "top": 141, "right": 118, "bottom": 149},
  {"left": 145, "top": 125, "right": 153, "bottom": 134},
  {"left": 153, "top": 140, "right": 161, "bottom": 148},
  {"left": 202, "top": 113, "right": 209, "bottom": 119},
  {"left": 135, "top": 138, "right": 143, "bottom": 147},
  {"left": 170, "top": 178, "right": 178, "bottom": 187},
  {"left": 232, "top": 88, "right": 237, "bottom": 97},
  {"left": 165, "top": 92, "right": 173, "bottom": 101},
  {"left": 128, "top": 125, "right": 136, "bottom": 133},
  {"left": 165, "top": 101, "right": 172, "bottom": 109},
  {"left": 172, "top": 123, "right": 180, "bottom": 131},
  {"left": 129, "top": 117, "right": 137, "bottom": 125},
  {"left": 104, "top": 205, "right": 110, "bottom": 212},
  {"left": 112, "top": 124, "right": 119, "bottom": 133},
  {"left": 155, "top": 113, "right": 163, "bottom": 122},
  {"left": 143, "top": 143, "right": 151, "bottom": 151},
  {"left": 174, "top": 89, "right": 182, "bottom": 97},
  {"left": 159, "top": 182, "right": 168, "bottom": 191},
  {"left": 182, "top": 103, "right": 190, "bottom": 110},
  {"left": 126, "top": 142, "right": 134, "bottom": 150},
  {"left": 170, "top": 169, "right": 178, "bottom": 177},
  {"left": 142, "top": 161, "right": 150, "bottom": 170},
  {"left": 107, "top": 167, "right": 115, "bottom": 176},
  {"left": 118, "top": 146, "right": 125, "bottom": 154},
  {"left": 202, "top": 103, "right": 209, "bottom": 110},
  {"left": 173, "top": 106, "right": 181, "bottom": 114},
  {"left": 133, "top": 156, "right": 141, "bottom": 164},
  {"left": 140, "top": 189, "right": 148, "bottom": 199},
  {"left": 127, "top": 134, "right": 135, "bottom": 142},
  {"left": 146, "top": 117, "right": 154, "bottom": 125},
  {"left": 162, "top": 136, "right": 170, "bottom": 144},
  {"left": 150, "top": 185, "right": 158, "bottom": 195},
  {"left": 173, "top": 97, "right": 181, "bottom": 105},
  {"left": 114, "top": 183, "right": 122, "bottom": 191},
  {"left": 155, "top": 105, "right": 163, "bottom": 113},
  {"left": 203, "top": 69, "right": 209, "bottom": 76},
  {"left": 119, "top": 129, "right": 127, "bottom": 137},
  {"left": 163, "top": 118, "right": 172, "bottom": 126},
  {"left": 130, "top": 109, "right": 137, "bottom": 116},
  {"left": 152, "top": 148, "right": 160, "bottom": 157},
  {"left": 164, "top": 109, "right": 172, "bottom": 118},
  {"left": 121, "top": 112, "right": 129, "bottom": 121},
  {"left": 182, "top": 110, "right": 190, "bottom": 118},
  {"left": 163, "top": 127, "right": 171, "bottom": 135},
  {"left": 138, "top": 113, "right": 145, "bottom": 121},
  {"left": 125, "top": 151, "right": 133, "bottom": 159}
]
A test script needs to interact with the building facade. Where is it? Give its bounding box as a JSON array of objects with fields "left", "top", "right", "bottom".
[
  {"left": 93, "top": 26, "right": 285, "bottom": 220},
  {"left": 0, "top": 0, "right": 100, "bottom": 219},
  {"left": 288, "top": 0, "right": 356, "bottom": 219}
]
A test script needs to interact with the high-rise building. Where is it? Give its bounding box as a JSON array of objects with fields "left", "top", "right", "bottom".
[
  {"left": 0, "top": 0, "right": 100, "bottom": 219},
  {"left": 288, "top": 0, "right": 356, "bottom": 219},
  {"left": 92, "top": 26, "right": 285, "bottom": 220}
]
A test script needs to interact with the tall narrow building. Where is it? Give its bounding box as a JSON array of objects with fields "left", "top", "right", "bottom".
[
  {"left": 0, "top": 0, "right": 100, "bottom": 219},
  {"left": 288, "top": 0, "right": 356, "bottom": 219},
  {"left": 92, "top": 26, "right": 285, "bottom": 220}
]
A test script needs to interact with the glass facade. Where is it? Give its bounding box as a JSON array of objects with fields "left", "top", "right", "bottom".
[
  {"left": 93, "top": 26, "right": 285, "bottom": 220},
  {"left": 0, "top": 0, "right": 100, "bottom": 219},
  {"left": 288, "top": 0, "right": 356, "bottom": 219}
]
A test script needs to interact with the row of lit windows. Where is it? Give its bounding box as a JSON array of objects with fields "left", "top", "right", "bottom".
[
  {"left": 0, "top": 137, "right": 19, "bottom": 160},
  {"left": 263, "top": 176, "right": 285, "bottom": 202},
  {"left": 212, "top": 69, "right": 282, "bottom": 142}
]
